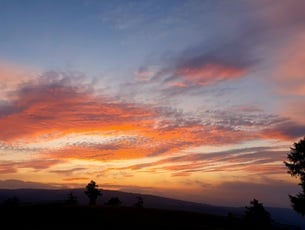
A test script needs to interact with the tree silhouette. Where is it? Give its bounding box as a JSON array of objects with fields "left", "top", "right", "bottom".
[
  {"left": 284, "top": 136, "right": 305, "bottom": 215},
  {"left": 84, "top": 180, "right": 102, "bottom": 205},
  {"left": 244, "top": 199, "right": 271, "bottom": 228}
]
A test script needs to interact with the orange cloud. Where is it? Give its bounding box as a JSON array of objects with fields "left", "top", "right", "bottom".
[
  {"left": 0, "top": 164, "right": 17, "bottom": 174},
  {"left": 0, "top": 74, "right": 259, "bottom": 162},
  {"left": 40, "top": 123, "right": 251, "bottom": 161},
  {"left": 0, "top": 72, "right": 293, "bottom": 188},
  {"left": 0, "top": 78, "right": 157, "bottom": 142}
]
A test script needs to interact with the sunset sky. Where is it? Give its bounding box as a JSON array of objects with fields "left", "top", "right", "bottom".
[{"left": 0, "top": 0, "right": 305, "bottom": 208}]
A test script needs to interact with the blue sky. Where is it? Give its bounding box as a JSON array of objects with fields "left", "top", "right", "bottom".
[{"left": 0, "top": 0, "right": 305, "bottom": 208}]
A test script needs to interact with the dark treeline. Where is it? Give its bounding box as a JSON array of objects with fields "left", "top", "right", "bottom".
[{"left": 0, "top": 180, "right": 298, "bottom": 230}]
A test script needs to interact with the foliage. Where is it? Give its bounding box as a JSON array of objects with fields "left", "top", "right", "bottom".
[
  {"left": 285, "top": 137, "right": 305, "bottom": 178},
  {"left": 289, "top": 192, "right": 305, "bottom": 216},
  {"left": 84, "top": 180, "right": 102, "bottom": 205},
  {"left": 284, "top": 136, "right": 305, "bottom": 215},
  {"left": 105, "top": 196, "right": 122, "bottom": 206},
  {"left": 244, "top": 199, "right": 271, "bottom": 228}
]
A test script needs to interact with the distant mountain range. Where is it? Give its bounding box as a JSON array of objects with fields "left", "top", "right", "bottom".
[{"left": 0, "top": 187, "right": 304, "bottom": 229}]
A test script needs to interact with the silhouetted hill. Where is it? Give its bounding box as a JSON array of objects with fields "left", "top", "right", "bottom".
[
  {"left": 0, "top": 188, "right": 241, "bottom": 215},
  {"left": 0, "top": 188, "right": 303, "bottom": 229}
]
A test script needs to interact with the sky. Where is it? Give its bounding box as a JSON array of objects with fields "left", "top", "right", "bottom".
[{"left": 0, "top": 0, "right": 305, "bottom": 208}]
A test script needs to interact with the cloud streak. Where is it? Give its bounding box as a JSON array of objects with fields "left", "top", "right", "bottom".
[{"left": 103, "top": 146, "right": 288, "bottom": 177}]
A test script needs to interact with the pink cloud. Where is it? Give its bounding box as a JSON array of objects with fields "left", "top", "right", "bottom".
[
  {"left": 272, "top": 33, "right": 305, "bottom": 96},
  {"left": 0, "top": 62, "right": 36, "bottom": 94},
  {"left": 176, "top": 63, "right": 245, "bottom": 86}
]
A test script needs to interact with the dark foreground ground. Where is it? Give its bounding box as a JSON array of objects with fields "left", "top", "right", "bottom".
[{"left": 0, "top": 204, "right": 298, "bottom": 230}]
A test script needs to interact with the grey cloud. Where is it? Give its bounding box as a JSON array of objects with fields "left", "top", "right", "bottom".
[
  {"left": 50, "top": 167, "right": 86, "bottom": 175},
  {"left": 263, "top": 121, "right": 305, "bottom": 139},
  {"left": 202, "top": 109, "right": 288, "bottom": 131},
  {"left": 0, "top": 142, "right": 41, "bottom": 152}
]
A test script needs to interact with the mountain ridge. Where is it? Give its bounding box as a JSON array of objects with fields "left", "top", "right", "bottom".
[{"left": 0, "top": 187, "right": 304, "bottom": 229}]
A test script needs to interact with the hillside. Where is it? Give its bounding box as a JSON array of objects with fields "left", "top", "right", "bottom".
[{"left": 0, "top": 188, "right": 303, "bottom": 229}]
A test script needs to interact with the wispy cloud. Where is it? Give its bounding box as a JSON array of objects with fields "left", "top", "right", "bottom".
[
  {"left": 1, "top": 71, "right": 266, "bottom": 163},
  {"left": 103, "top": 146, "right": 288, "bottom": 177},
  {"left": 50, "top": 167, "right": 86, "bottom": 175},
  {"left": 0, "top": 68, "right": 300, "bottom": 189},
  {"left": 0, "top": 159, "right": 62, "bottom": 174}
]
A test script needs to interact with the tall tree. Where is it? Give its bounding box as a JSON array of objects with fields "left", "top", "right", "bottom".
[
  {"left": 84, "top": 180, "right": 102, "bottom": 205},
  {"left": 284, "top": 136, "right": 305, "bottom": 216}
]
